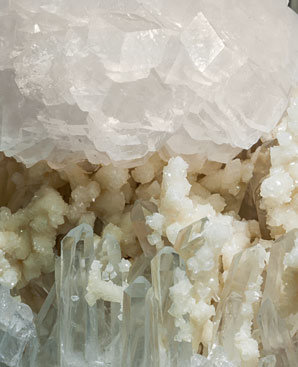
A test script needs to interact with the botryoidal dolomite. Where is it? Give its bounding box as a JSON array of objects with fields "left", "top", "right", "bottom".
[
  {"left": 0, "top": 92, "right": 297, "bottom": 366},
  {"left": 0, "top": 0, "right": 298, "bottom": 166}
]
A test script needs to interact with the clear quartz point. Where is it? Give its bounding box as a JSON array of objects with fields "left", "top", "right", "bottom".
[
  {"left": 127, "top": 253, "right": 151, "bottom": 284},
  {"left": 121, "top": 276, "right": 151, "bottom": 367},
  {"left": 57, "top": 224, "right": 103, "bottom": 367},
  {"left": 148, "top": 246, "right": 192, "bottom": 367},
  {"left": 98, "top": 233, "right": 122, "bottom": 285},
  {"left": 131, "top": 200, "right": 158, "bottom": 258},
  {"left": 258, "top": 229, "right": 298, "bottom": 366},
  {"left": 22, "top": 285, "right": 59, "bottom": 367},
  {"left": 174, "top": 218, "right": 208, "bottom": 260},
  {"left": 213, "top": 245, "right": 266, "bottom": 365}
]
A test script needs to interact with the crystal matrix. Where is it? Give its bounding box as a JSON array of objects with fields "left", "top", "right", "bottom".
[{"left": 0, "top": 0, "right": 298, "bottom": 166}]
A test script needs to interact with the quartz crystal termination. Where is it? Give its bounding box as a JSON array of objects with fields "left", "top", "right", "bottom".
[
  {"left": 0, "top": 0, "right": 298, "bottom": 166},
  {"left": 20, "top": 219, "right": 298, "bottom": 367}
]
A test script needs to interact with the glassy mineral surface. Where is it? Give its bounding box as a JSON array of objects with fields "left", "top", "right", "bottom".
[
  {"left": 0, "top": 89, "right": 297, "bottom": 366},
  {"left": 0, "top": 0, "right": 298, "bottom": 166},
  {"left": 0, "top": 1, "right": 298, "bottom": 367}
]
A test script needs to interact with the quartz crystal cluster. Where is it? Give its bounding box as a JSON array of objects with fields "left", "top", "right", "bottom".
[
  {"left": 0, "top": 0, "right": 298, "bottom": 166},
  {"left": 0, "top": 90, "right": 297, "bottom": 366},
  {"left": 1, "top": 1, "right": 298, "bottom": 367}
]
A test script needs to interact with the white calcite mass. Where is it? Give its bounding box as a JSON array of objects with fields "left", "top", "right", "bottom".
[{"left": 0, "top": 0, "right": 298, "bottom": 166}]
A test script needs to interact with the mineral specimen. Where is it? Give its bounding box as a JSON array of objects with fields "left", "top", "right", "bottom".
[
  {"left": 0, "top": 93, "right": 297, "bottom": 364},
  {"left": 0, "top": 0, "right": 298, "bottom": 166},
  {"left": 1, "top": 1, "right": 298, "bottom": 367}
]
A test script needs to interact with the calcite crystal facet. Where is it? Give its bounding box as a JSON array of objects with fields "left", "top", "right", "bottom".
[{"left": 0, "top": 0, "right": 298, "bottom": 166}]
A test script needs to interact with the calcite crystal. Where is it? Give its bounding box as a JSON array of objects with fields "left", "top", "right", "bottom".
[{"left": 0, "top": 0, "right": 298, "bottom": 166}]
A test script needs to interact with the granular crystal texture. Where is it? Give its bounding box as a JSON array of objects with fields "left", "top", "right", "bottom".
[{"left": 0, "top": 0, "right": 298, "bottom": 166}]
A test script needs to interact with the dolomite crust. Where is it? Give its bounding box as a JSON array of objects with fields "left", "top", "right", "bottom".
[{"left": 0, "top": 0, "right": 298, "bottom": 166}]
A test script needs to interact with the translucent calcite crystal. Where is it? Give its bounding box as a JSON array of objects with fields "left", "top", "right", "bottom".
[{"left": 0, "top": 0, "right": 298, "bottom": 166}]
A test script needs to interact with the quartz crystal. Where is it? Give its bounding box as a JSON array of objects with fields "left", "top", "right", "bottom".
[
  {"left": 131, "top": 200, "right": 158, "bottom": 258},
  {"left": 0, "top": 285, "right": 35, "bottom": 367},
  {"left": 1, "top": 107, "right": 298, "bottom": 365},
  {"left": 213, "top": 245, "right": 266, "bottom": 365},
  {"left": 16, "top": 220, "right": 290, "bottom": 367},
  {"left": 122, "top": 276, "right": 151, "bottom": 366},
  {"left": 0, "top": 0, "right": 298, "bottom": 166},
  {"left": 19, "top": 224, "right": 194, "bottom": 367},
  {"left": 0, "top": 3, "right": 298, "bottom": 364},
  {"left": 57, "top": 224, "right": 101, "bottom": 367},
  {"left": 258, "top": 229, "right": 298, "bottom": 366}
]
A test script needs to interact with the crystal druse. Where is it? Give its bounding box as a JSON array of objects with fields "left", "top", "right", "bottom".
[
  {"left": 1, "top": 1, "right": 298, "bottom": 367},
  {"left": 0, "top": 0, "right": 298, "bottom": 166},
  {"left": 7, "top": 221, "right": 298, "bottom": 366}
]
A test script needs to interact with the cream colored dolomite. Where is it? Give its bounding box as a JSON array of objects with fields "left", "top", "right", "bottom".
[{"left": 260, "top": 92, "right": 298, "bottom": 236}]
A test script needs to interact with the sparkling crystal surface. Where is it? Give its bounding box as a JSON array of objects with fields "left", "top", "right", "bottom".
[
  {"left": 258, "top": 230, "right": 298, "bottom": 366},
  {"left": 131, "top": 200, "right": 158, "bottom": 258},
  {"left": 213, "top": 245, "right": 266, "bottom": 365},
  {"left": 122, "top": 276, "right": 151, "bottom": 367},
  {"left": 57, "top": 224, "right": 101, "bottom": 367},
  {"left": 0, "top": 0, "right": 298, "bottom": 166},
  {"left": 0, "top": 285, "right": 35, "bottom": 367},
  {"left": 6, "top": 214, "right": 298, "bottom": 367},
  {"left": 149, "top": 246, "right": 192, "bottom": 366}
]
